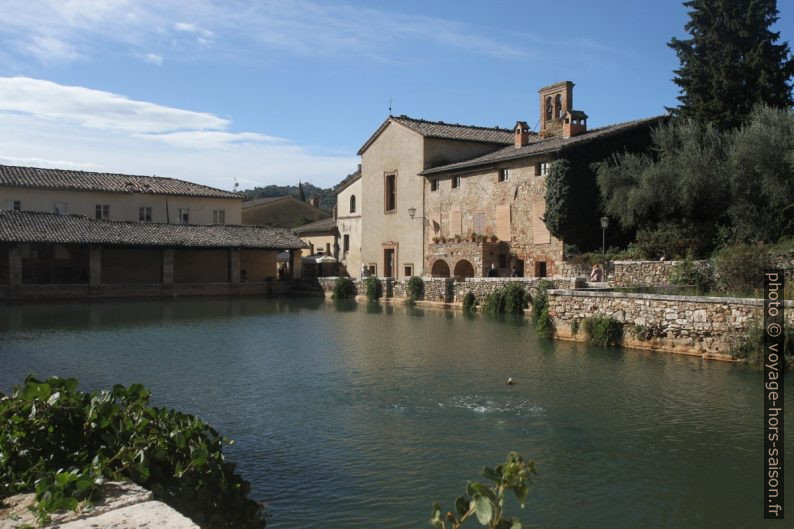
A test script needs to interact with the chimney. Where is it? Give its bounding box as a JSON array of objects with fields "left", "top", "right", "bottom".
[
  {"left": 514, "top": 121, "right": 530, "bottom": 148},
  {"left": 309, "top": 196, "right": 320, "bottom": 207},
  {"left": 562, "top": 110, "right": 588, "bottom": 138}
]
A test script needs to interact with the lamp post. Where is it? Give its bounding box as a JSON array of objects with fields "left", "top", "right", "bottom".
[
  {"left": 600, "top": 216, "right": 610, "bottom": 282},
  {"left": 408, "top": 207, "right": 417, "bottom": 219}
]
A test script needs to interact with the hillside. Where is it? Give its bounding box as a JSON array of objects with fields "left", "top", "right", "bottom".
[{"left": 241, "top": 182, "right": 335, "bottom": 211}]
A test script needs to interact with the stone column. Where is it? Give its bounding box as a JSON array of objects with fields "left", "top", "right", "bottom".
[
  {"left": 8, "top": 244, "right": 21, "bottom": 288},
  {"left": 290, "top": 249, "right": 302, "bottom": 279},
  {"left": 162, "top": 249, "right": 174, "bottom": 295},
  {"left": 230, "top": 248, "right": 241, "bottom": 286},
  {"left": 89, "top": 246, "right": 102, "bottom": 288}
]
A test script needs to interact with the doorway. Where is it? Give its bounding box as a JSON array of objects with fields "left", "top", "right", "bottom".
[{"left": 384, "top": 248, "right": 395, "bottom": 278}]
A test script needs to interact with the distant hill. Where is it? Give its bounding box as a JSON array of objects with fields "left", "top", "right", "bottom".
[{"left": 241, "top": 182, "right": 335, "bottom": 211}]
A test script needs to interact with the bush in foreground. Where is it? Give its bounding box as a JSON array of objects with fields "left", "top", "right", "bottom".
[
  {"left": 0, "top": 376, "right": 264, "bottom": 528},
  {"left": 331, "top": 276, "right": 356, "bottom": 299},
  {"left": 581, "top": 317, "right": 623, "bottom": 348}
]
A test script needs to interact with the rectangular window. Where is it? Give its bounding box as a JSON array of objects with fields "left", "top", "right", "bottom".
[
  {"left": 385, "top": 173, "right": 396, "bottom": 212},
  {"left": 452, "top": 175, "right": 461, "bottom": 189},
  {"left": 404, "top": 264, "right": 413, "bottom": 277},
  {"left": 139, "top": 206, "right": 152, "bottom": 222},
  {"left": 498, "top": 169, "right": 510, "bottom": 182},
  {"left": 52, "top": 202, "right": 68, "bottom": 214},
  {"left": 343, "top": 234, "right": 350, "bottom": 253},
  {"left": 536, "top": 162, "right": 550, "bottom": 176},
  {"left": 6, "top": 200, "right": 20, "bottom": 211},
  {"left": 212, "top": 209, "right": 225, "bottom": 224},
  {"left": 95, "top": 204, "right": 109, "bottom": 220},
  {"left": 177, "top": 208, "right": 189, "bottom": 224},
  {"left": 430, "top": 179, "right": 439, "bottom": 192},
  {"left": 368, "top": 264, "right": 377, "bottom": 277}
]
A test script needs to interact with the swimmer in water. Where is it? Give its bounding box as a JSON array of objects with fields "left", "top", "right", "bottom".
[{"left": 507, "top": 377, "right": 515, "bottom": 385}]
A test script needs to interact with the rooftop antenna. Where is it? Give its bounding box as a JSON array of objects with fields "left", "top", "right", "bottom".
[{"left": 388, "top": 97, "right": 393, "bottom": 116}]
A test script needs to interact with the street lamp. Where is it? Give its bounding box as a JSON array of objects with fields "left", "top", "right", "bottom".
[
  {"left": 408, "top": 207, "right": 416, "bottom": 219},
  {"left": 600, "top": 216, "right": 610, "bottom": 282}
]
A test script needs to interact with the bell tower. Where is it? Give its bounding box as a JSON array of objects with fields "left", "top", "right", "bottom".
[{"left": 538, "top": 81, "right": 586, "bottom": 137}]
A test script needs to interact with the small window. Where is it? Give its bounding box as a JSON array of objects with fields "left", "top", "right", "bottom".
[
  {"left": 452, "top": 176, "right": 461, "bottom": 189},
  {"left": 368, "top": 264, "right": 377, "bottom": 277},
  {"left": 343, "top": 234, "right": 350, "bottom": 253},
  {"left": 95, "top": 204, "right": 109, "bottom": 220},
  {"left": 52, "top": 202, "right": 68, "bottom": 214},
  {"left": 177, "top": 208, "right": 189, "bottom": 224},
  {"left": 404, "top": 264, "right": 413, "bottom": 277},
  {"left": 430, "top": 179, "right": 439, "bottom": 192},
  {"left": 212, "top": 209, "right": 225, "bottom": 224},
  {"left": 385, "top": 173, "right": 396, "bottom": 212},
  {"left": 498, "top": 169, "right": 510, "bottom": 182},
  {"left": 349, "top": 195, "right": 356, "bottom": 214},
  {"left": 139, "top": 206, "right": 152, "bottom": 222},
  {"left": 6, "top": 200, "right": 21, "bottom": 211},
  {"left": 536, "top": 162, "right": 550, "bottom": 176},
  {"left": 498, "top": 253, "right": 508, "bottom": 268}
]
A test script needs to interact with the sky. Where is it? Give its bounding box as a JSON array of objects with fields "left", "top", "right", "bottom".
[{"left": 0, "top": 1, "right": 791, "bottom": 191}]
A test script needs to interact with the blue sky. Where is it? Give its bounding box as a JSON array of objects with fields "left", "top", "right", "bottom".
[{"left": 0, "top": 0, "right": 791, "bottom": 190}]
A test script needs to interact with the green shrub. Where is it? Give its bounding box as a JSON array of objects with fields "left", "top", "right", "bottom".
[
  {"left": 530, "top": 280, "right": 554, "bottom": 320},
  {"left": 502, "top": 283, "right": 528, "bottom": 315},
  {"left": 482, "top": 290, "right": 506, "bottom": 316},
  {"left": 406, "top": 276, "right": 425, "bottom": 301},
  {"left": 331, "top": 276, "right": 355, "bottom": 299},
  {"left": 570, "top": 318, "right": 580, "bottom": 336},
  {"left": 634, "top": 223, "right": 710, "bottom": 260},
  {"left": 711, "top": 243, "right": 771, "bottom": 296},
  {"left": 0, "top": 376, "right": 264, "bottom": 528},
  {"left": 462, "top": 291, "right": 477, "bottom": 312},
  {"left": 581, "top": 317, "right": 624, "bottom": 348},
  {"left": 364, "top": 276, "right": 382, "bottom": 302},
  {"left": 535, "top": 308, "right": 555, "bottom": 339},
  {"left": 730, "top": 318, "right": 794, "bottom": 367},
  {"left": 669, "top": 257, "right": 713, "bottom": 294}
]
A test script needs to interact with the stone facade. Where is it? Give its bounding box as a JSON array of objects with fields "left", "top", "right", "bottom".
[
  {"left": 426, "top": 240, "right": 510, "bottom": 277},
  {"left": 336, "top": 175, "right": 362, "bottom": 277},
  {"left": 424, "top": 158, "right": 563, "bottom": 277},
  {"left": 548, "top": 289, "right": 794, "bottom": 358}
]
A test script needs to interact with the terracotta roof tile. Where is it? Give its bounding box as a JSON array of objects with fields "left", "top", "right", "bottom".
[
  {"left": 0, "top": 164, "right": 242, "bottom": 199},
  {"left": 0, "top": 210, "right": 306, "bottom": 249}
]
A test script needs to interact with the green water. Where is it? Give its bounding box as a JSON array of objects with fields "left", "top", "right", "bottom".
[{"left": 0, "top": 297, "right": 789, "bottom": 528}]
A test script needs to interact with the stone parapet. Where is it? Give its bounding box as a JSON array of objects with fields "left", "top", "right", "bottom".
[
  {"left": 611, "top": 259, "right": 710, "bottom": 287},
  {"left": 547, "top": 288, "right": 794, "bottom": 358}
]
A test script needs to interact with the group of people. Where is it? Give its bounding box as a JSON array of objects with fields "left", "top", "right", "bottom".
[{"left": 488, "top": 263, "right": 521, "bottom": 277}]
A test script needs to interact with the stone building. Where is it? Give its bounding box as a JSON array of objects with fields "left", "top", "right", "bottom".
[
  {"left": 357, "top": 115, "right": 514, "bottom": 278},
  {"left": 0, "top": 164, "right": 243, "bottom": 224},
  {"left": 419, "top": 81, "right": 663, "bottom": 278},
  {"left": 0, "top": 210, "right": 305, "bottom": 300},
  {"left": 292, "top": 217, "right": 338, "bottom": 258},
  {"left": 333, "top": 166, "right": 362, "bottom": 277}
]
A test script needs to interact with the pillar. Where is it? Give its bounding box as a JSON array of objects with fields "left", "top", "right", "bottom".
[
  {"left": 162, "top": 249, "right": 174, "bottom": 295},
  {"left": 230, "top": 248, "right": 241, "bottom": 285},
  {"left": 89, "top": 246, "right": 102, "bottom": 288},
  {"left": 290, "top": 249, "right": 302, "bottom": 279},
  {"left": 9, "top": 245, "right": 21, "bottom": 288}
]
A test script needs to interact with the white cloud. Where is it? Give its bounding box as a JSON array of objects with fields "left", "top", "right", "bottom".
[
  {"left": 144, "top": 53, "right": 163, "bottom": 65},
  {"left": 19, "top": 35, "right": 82, "bottom": 63},
  {"left": 0, "top": 77, "right": 356, "bottom": 187}
]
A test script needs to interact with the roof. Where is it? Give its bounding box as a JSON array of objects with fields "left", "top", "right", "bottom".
[
  {"left": 0, "top": 164, "right": 242, "bottom": 199},
  {"left": 420, "top": 116, "right": 665, "bottom": 176},
  {"left": 333, "top": 168, "right": 361, "bottom": 196},
  {"left": 241, "top": 195, "right": 328, "bottom": 214},
  {"left": 357, "top": 115, "right": 515, "bottom": 155},
  {"left": 292, "top": 216, "right": 338, "bottom": 235},
  {"left": 0, "top": 210, "right": 306, "bottom": 250}
]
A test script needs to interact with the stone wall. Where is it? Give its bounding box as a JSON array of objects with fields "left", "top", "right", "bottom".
[
  {"left": 612, "top": 260, "right": 710, "bottom": 287},
  {"left": 554, "top": 261, "right": 590, "bottom": 279},
  {"left": 454, "top": 277, "right": 571, "bottom": 303},
  {"left": 548, "top": 289, "right": 794, "bottom": 358}
]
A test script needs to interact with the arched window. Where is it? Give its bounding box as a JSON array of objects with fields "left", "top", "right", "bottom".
[
  {"left": 544, "top": 96, "right": 552, "bottom": 121},
  {"left": 349, "top": 194, "right": 356, "bottom": 213},
  {"left": 554, "top": 94, "right": 562, "bottom": 119}
]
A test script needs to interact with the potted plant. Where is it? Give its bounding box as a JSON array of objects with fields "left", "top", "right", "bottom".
[
  {"left": 454, "top": 234, "right": 462, "bottom": 243},
  {"left": 439, "top": 235, "right": 447, "bottom": 243},
  {"left": 490, "top": 234, "right": 498, "bottom": 242},
  {"left": 432, "top": 236, "right": 440, "bottom": 243},
  {"left": 470, "top": 232, "right": 479, "bottom": 243}
]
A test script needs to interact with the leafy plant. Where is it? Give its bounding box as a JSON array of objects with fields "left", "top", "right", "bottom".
[
  {"left": 331, "top": 276, "right": 356, "bottom": 299},
  {"left": 711, "top": 242, "right": 771, "bottom": 296},
  {"left": 430, "top": 452, "right": 535, "bottom": 529},
  {"left": 535, "top": 308, "right": 555, "bottom": 339},
  {"left": 530, "top": 280, "right": 554, "bottom": 320},
  {"left": 581, "top": 317, "right": 623, "bottom": 348},
  {"left": 482, "top": 290, "right": 505, "bottom": 316},
  {"left": 0, "top": 376, "right": 265, "bottom": 528},
  {"left": 406, "top": 276, "right": 425, "bottom": 302},
  {"left": 462, "top": 291, "right": 477, "bottom": 312},
  {"left": 364, "top": 276, "right": 382, "bottom": 302},
  {"left": 669, "top": 257, "right": 713, "bottom": 294},
  {"left": 502, "top": 283, "right": 527, "bottom": 315}
]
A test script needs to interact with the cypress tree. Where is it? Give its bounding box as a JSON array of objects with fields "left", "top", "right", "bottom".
[
  {"left": 668, "top": 0, "right": 794, "bottom": 130},
  {"left": 298, "top": 181, "right": 306, "bottom": 201}
]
